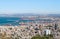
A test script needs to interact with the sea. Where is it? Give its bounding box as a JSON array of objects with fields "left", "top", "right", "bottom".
[
  {"left": 0, "top": 17, "right": 34, "bottom": 26},
  {"left": 0, "top": 17, "right": 53, "bottom": 26}
]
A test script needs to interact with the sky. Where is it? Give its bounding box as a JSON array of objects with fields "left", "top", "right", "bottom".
[{"left": 0, "top": 0, "right": 60, "bottom": 14}]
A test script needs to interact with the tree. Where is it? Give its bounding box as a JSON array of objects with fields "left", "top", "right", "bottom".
[
  {"left": 31, "top": 34, "right": 53, "bottom": 39},
  {"left": 31, "top": 35, "right": 42, "bottom": 39}
]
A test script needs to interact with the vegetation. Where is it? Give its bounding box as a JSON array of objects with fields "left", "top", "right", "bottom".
[{"left": 31, "top": 34, "right": 53, "bottom": 39}]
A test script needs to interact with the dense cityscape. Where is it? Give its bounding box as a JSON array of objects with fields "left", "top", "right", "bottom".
[{"left": 0, "top": 14, "right": 60, "bottom": 39}]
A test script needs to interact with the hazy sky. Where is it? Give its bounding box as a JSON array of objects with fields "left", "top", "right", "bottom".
[{"left": 0, "top": 0, "right": 60, "bottom": 14}]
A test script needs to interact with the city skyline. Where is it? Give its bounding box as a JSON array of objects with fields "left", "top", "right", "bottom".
[{"left": 0, "top": 0, "right": 60, "bottom": 14}]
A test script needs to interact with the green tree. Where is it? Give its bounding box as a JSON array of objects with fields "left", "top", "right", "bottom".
[
  {"left": 31, "top": 35, "right": 42, "bottom": 39},
  {"left": 31, "top": 34, "right": 53, "bottom": 39}
]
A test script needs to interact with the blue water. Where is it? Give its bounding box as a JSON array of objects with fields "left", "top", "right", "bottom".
[
  {"left": 0, "top": 17, "right": 18, "bottom": 25},
  {"left": 0, "top": 17, "right": 53, "bottom": 26},
  {"left": 0, "top": 17, "right": 34, "bottom": 26}
]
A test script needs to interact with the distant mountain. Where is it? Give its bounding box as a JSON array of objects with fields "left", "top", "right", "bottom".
[
  {"left": 0, "top": 13, "right": 42, "bottom": 17},
  {"left": 12, "top": 13, "right": 41, "bottom": 16},
  {"left": 47, "top": 14, "right": 60, "bottom": 17},
  {"left": 0, "top": 13, "right": 60, "bottom": 17}
]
